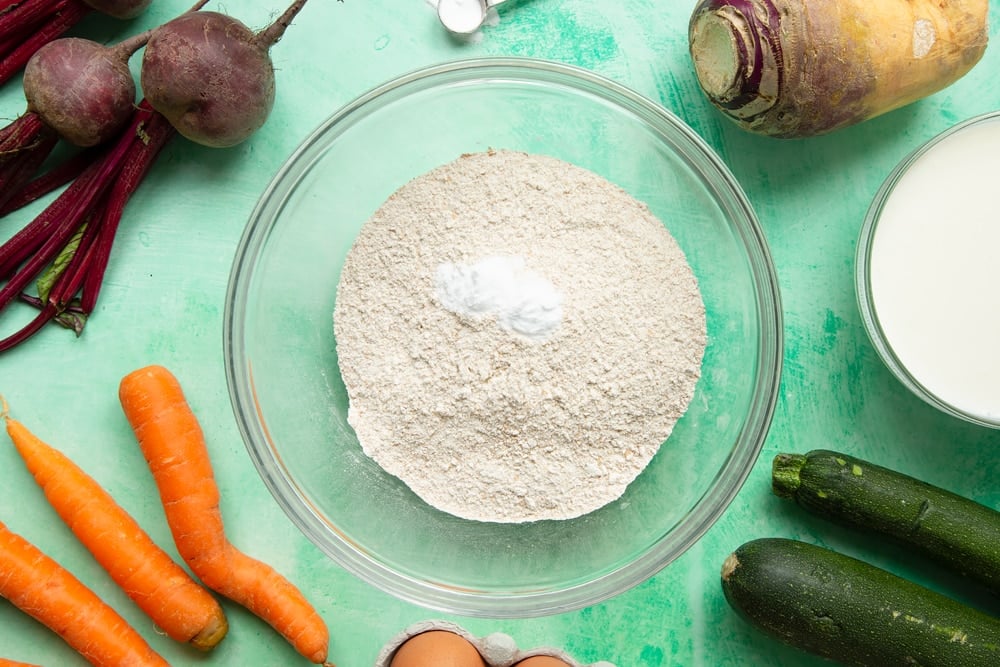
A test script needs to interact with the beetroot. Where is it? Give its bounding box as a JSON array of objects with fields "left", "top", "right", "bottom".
[
  {"left": 0, "top": 1, "right": 317, "bottom": 352},
  {"left": 0, "top": 31, "right": 148, "bottom": 215},
  {"left": 0, "top": 0, "right": 153, "bottom": 87},
  {"left": 140, "top": 0, "right": 309, "bottom": 148},
  {"left": 24, "top": 34, "right": 147, "bottom": 147},
  {"left": 0, "top": 2, "right": 208, "bottom": 213}
]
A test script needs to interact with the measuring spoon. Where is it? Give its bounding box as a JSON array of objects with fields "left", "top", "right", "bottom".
[{"left": 437, "top": 0, "right": 508, "bottom": 35}]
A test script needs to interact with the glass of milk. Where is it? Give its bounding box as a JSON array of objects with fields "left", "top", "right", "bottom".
[{"left": 856, "top": 111, "right": 1000, "bottom": 429}]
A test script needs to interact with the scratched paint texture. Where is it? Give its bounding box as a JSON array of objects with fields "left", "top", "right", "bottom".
[{"left": 1, "top": 1, "right": 999, "bottom": 665}]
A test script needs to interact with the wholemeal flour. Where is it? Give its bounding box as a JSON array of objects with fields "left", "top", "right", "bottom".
[{"left": 333, "top": 150, "right": 706, "bottom": 522}]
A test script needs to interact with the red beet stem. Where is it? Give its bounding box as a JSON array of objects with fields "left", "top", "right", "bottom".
[
  {"left": 80, "top": 101, "right": 175, "bottom": 311},
  {"left": 0, "top": 145, "right": 96, "bottom": 217},
  {"left": 0, "top": 112, "right": 59, "bottom": 212},
  {"left": 0, "top": 0, "right": 88, "bottom": 85},
  {"left": 0, "top": 0, "right": 56, "bottom": 55},
  {"left": 109, "top": 25, "right": 153, "bottom": 59},
  {"left": 0, "top": 32, "right": 21, "bottom": 60},
  {"left": 0, "top": 165, "right": 91, "bottom": 279},
  {"left": 0, "top": 108, "right": 135, "bottom": 309},
  {"left": 0, "top": 0, "right": 59, "bottom": 37},
  {"left": 0, "top": 100, "right": 175, "bottom": 352},
  {"left": 0, "top": 183, "right": 94, "bottom": 310},
  {"left": 0, "top": 137, "right": 111, "bottom": 280},
  {"left": 0, "top": 107, "right": 50, "bottom": 150},
  {"left": 44, "top": 214, "right": 99, "bottom": 306},
  {"left": 0, "top": 299, "right": 57, "bottom": 351}
]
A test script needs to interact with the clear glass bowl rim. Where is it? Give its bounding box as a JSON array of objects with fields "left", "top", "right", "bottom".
[
  {"left": 855, "top": 110, "right": 1000, "bottom": 430},
  {"left": 223, "top": 56, "right": 784, "bottom": 617}
]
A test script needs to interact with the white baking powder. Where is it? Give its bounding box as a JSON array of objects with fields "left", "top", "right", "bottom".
[
  {"left": 435, "top": 255, "right": 563, "bottom": 342},
  {"left": 334, "top": 150, "right": 706, "bottom": 522}
]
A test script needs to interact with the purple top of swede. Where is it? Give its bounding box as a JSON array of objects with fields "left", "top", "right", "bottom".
[{"left": 689, "top": 0, "right": 783, "bottom": 119}]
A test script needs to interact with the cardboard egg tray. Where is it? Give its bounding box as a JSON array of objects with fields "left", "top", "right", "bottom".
[{"left": 375, "top": 620, "right": 618, "bottom": 667}]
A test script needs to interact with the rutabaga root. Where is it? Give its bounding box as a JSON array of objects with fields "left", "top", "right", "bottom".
[{"left": 688, "top": 0, "right": 989, "bottom": 137}]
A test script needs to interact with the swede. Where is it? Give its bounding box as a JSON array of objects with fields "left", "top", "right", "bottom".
[
  {"left": 140, "top": 0, "right": 310, "bottom": 148},
  {"left": 688, "top": 0, "right": 989, "bottom": 138}
]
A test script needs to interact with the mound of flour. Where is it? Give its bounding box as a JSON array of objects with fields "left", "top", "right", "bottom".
[{"left": 333, "top": 150, "right": 706, "bottom": 523}]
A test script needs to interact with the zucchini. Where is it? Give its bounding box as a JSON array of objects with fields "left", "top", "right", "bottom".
[
  {"left": 722, "top": 538, "right": 1000, "bottom": 666},
  {"left": 772, "top": 449, "right": 1000, "bottom": 594}
]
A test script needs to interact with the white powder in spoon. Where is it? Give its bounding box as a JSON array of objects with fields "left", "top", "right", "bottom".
[{"left": 334, "top": 150, "right": 706, "bottom": 523}]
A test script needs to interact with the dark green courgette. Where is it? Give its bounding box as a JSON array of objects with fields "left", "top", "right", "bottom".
[
  {"left": 772, "top": 449, "right": 1000, "bottom": 594},
  {"left": 722, "top": 538, "right": 1000, "bottom": 666}
]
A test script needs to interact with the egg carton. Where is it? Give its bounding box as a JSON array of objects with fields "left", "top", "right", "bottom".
[{"left": 374, "top": 619, "right": 618, "bottom": 667}]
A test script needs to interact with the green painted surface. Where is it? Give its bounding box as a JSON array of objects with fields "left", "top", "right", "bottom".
[{"left": 1, "top": 1, "right": 999, "bottom": 665}]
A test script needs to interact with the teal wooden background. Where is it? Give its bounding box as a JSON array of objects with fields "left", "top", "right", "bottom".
[{"left": 1, "top": 1, "right": 998, "bottom": 665}]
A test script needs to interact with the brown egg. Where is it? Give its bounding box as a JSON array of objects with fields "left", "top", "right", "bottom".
[
  {"left": 514, "top": 657, "right": 573, "bottom": 667},
  {"left": 390, "top": 630, "right": 488, "bottom": 667}
]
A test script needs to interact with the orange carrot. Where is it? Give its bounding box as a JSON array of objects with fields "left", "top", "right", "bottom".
[
  {"left": 1, "top": 399, "right": 228, "bottom": 651},
  {"left": 118, "top": 365, "right": 332, "bottom": 666},
  {"left": 0, "top": 659, "right": 42, "bottom": 667},
  {"left": 0, "top": 519, "right": 170, "bottom": 667}
]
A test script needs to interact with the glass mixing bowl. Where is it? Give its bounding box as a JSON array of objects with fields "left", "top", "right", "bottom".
[{"left": 224, "top": 58, "right": 782, "bottom": 617}]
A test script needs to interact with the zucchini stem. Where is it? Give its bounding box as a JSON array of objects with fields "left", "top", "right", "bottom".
[
  {"left": 721, "top": 552, "right": 739, "bottom": 581},
  {"left": 771, "top": 453, "right": 806, "bottom": 498}
]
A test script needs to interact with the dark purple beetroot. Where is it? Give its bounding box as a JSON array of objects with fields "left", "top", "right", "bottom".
[{"left": 140, "top": 0, "right": 308, "bottom": 148}]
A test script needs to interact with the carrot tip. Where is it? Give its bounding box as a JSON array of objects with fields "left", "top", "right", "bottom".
[{"left": 189, "top": 613, "right": 229, "bottom": 651}]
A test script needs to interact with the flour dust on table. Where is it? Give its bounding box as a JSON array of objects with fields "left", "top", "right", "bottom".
[{"left": 333, "top": 150, "right": 706, "bottom": 523}]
